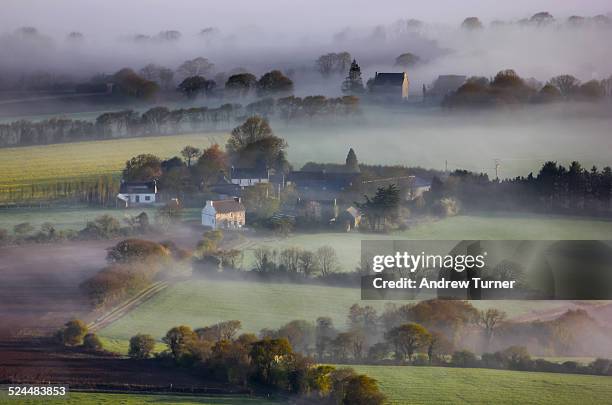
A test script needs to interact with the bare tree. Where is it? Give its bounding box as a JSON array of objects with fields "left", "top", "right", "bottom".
[
  {"left": 548, "top": 75, "right": 581, "bottom": 97},
  {"left": 316, "top": 246, "right": 339, "bottom": 276},
  {"left": 181, "top": 145, "right": 201, "bottom": 167},
  {"left": 478, "top": 308, "right": 507, "bottom": 351}
]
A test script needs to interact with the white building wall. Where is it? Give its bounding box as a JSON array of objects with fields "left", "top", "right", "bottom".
[{"left": 202, "top": 203, "right": 217, "bottom": 229}]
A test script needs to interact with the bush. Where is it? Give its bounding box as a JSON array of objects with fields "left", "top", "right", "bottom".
[
  {"left": 83, "top": 333, "right": 103, "bottom": 350},
  {"left": 58, "top": 319, "right": 88, "bottom": 346},
  {"left": 129, "top": 333, "right": 157, "bottom": 359},
  {"left": 13, "top": 222, "right": 34, "bottom": 238},
  {"left": 433, "top": 197, "right": 460, "bottom": 217},
  {"left": 106, "top": 239, "right": 170, "bottom": 263},
  {"left": 80, "top": 215, "right": 121, "bottom": 239},
  {"left": 451, "top": 350, "right": 478, "bottom": 367},
  {"left": 590, "top": 358, "right": 611, "bottom": 375},
  {"left": 80, "top": 262, "right": 155, "bottom": 307}
]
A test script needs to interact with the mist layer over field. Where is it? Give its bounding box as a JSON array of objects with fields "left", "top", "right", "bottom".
[
  {"left": 279, "top": 104, "right": 612, "bottom": 179},
  {"left": 1, "top": 1, "right": 611, "bottom": 94}
]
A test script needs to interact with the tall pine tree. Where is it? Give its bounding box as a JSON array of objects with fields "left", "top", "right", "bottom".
[
  {"left": 345, "top": 148, "right": 360, "bottom": 172},
  {"left": 341, "top": 59, "right": 365, "bottom": 94}
]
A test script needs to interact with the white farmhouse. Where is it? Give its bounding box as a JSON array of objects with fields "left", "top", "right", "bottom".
[
  {"left": 116, "top": 180, "right": 158, "bottom": 208},
  {"left": 202, "top": 197, "right": 246, "bottom": 229}
]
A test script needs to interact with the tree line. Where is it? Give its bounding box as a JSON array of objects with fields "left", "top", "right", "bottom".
[
  {"left": 443, "top": 70, "right": 612, "bottom": 107},
  {"left": 422, "top": 161, "right": 612, "bottom": 217},
  {"left": 0, "top": 96, "right": 360, "bottom": 148}
]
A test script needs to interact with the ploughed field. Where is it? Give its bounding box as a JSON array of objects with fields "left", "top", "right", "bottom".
[
  {"left": 3, "top": 392, "right": 282, "bottom": 404},
  {"left": 4, "top": 393, "right": 282, "bottom": 404},
  {"left": 348, "top": 365, "right": 612, "bottom": 405}
]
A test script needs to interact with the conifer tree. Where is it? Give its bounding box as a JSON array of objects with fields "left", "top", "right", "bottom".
[{"left": 341, "top": 59, "right": 365, "bottom": 94}]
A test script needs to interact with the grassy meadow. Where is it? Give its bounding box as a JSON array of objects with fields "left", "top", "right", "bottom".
[
  {"left": 239, "top": 214, "right": 612, "bottom": 271},
  {"left": 0, "top": 392, "right": 282, "bottom": 404},
  {"left": 347, "top": 365, "right": 612, "bottom": 405},
  {"left": 0, "top": 132, "right": 227, "bottom": 195},
  {"left": 97, "top": 277, "right": 567, "bottom": 345}
]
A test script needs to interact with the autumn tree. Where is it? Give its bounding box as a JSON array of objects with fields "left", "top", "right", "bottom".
[
  {"left": 385, "top": 322, "right": 431, "bottom": 362},
  {"left": 226, "top": 116, "right": 288, "bottom": 171},
  {"left": 193, "top": 143, "right": 228, "bottom": 186},
  {"left": 257, "top": 70, "right": 293, "bottom": 96},
  {"left": 129, "top": 333, "right": 156, "bottom": 359},
  {"left": 57, "top": 319, "right": 88, "bottom": 346},
  {"left": 178, "top": 76, "right": 215, "bottom": 98},
  {"left": 162, "top": 325, "right": 198, "bottom": 361},
  {"left": 122, "top": 154, "right": 162, "bottom": 181},
  {"left": 250, "top": 338, "right": 293, "bottom": 385},
  {"left": 225, "top": 73, "right": 257, "bottom": 98}
]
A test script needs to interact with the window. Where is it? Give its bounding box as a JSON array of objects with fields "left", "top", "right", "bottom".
[
  {"left": 135, "top": 195, "right": 140, "bottom": 203},
  {"left": 145, "top": 195, "right": 151, "bottom": 201}
]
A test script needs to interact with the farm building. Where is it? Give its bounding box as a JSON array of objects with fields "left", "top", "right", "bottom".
[
  {"left": 406, "top": 176, "right": 432, "bottom": 200},
  {"left": 295, "top": 198, "right": 338, "bottom": 223},
  {"left": 116, "top": 180, "right": 158, "bottom": 207},
  {"left": 337, "top": 206, "right": 362, "bottom": 231},
  {"left": 368, "top": 72, "right": 410, "bottom": 101},
  {"left": 201, "top": 197, "right": 246, "bottom": 229},
  {"left": 230, "top": 166, "right": 270, "bottom": 187},
  {"left": 286, "top": 170, "right": 359, "bottom": 199}
]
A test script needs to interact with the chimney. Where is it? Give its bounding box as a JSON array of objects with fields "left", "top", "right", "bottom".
[{"left": 206, "top": 200, "right": 214, "bottom": 207}]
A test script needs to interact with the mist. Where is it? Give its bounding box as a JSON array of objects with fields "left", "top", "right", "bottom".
[{"left": 1, "top": 0, "right": 611, "bottom": 94}]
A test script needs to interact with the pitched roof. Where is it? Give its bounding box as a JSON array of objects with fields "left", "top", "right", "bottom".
[
  {"left": 119, "top": 181, "right": 157, "bottom": 194},
  {"left": 211, "top": 199, "right": 245, "bottom": 213},
  {"left": 231, "top": 167, "right": 269, "bottom": 179},
  {"left": 372, "top": 73, "right": 405, "bottom": 86},
  {"left": 412, "top": 176, "right": 432, "bottom": 188}
]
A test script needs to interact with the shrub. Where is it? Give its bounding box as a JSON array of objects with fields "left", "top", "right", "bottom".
[
  {"left": 590, "top": 358, "right": 611, "bottom": 375},
  {"left": 80, "top": 215, "right": 121, "bottom": 239},
  {"left": 451, "top": 350, "right": 478, "bottom": 367},
  {"left": 129, "top": 333, "right": 157, "bottom": 359},
  {"left": 433, "top": 197, "right": 460, "bottom": 217},
  {"left": 58, "top": 319, "right": 88, "bottom": 346},
  {"left": 83, "top": 333, "right": 103, "bottom": 350},
  {"left": 106, "top": 239, "right": 170, "bottom": 263},
  {"left": 13, "top": 222, "right": 34, "bottom": 238}
]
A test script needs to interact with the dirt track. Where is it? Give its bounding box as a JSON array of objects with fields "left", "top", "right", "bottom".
[{"left": 0, "top": 227, "right": 202, "bottom": 338}]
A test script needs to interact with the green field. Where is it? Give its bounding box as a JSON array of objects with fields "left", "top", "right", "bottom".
[
  {"left": 0, "top": 392, "right": 282, "bottom": 404},
  {"left": 6, "top": 367, "right": 610, "bottom": 405},
  {"left": 240, "top": 214, "right": 612, "bottom": 271},
  {"left": 98, "top": 278, "right": 566, "bottom": 346},
  {"left": 0, "top": 132, "right": 227, "bottom": 190},
  {"left": 348, "top": 365, "right": 612, "bottom": 405}
]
